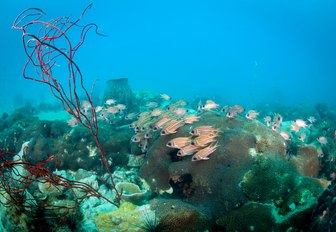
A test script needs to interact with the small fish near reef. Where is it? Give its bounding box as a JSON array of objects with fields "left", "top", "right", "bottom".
[
  {"left": 166, "top": 137, "right": 191, "bottom": 149},
  {"left": 317, "top": 136, "right": 328, "bottom": 145},
  {"left": 245, "top": 110, "right": 259, "bottom": 119},
  {"left": 192, "top": 143, "right": 219, "bottom": 161},
  {"left": 177, "top": 144, "right": 200, "bottom": 157}
]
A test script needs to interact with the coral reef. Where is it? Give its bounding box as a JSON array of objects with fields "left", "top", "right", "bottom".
[
  {"left": 94, "top": 202, "right": 144, "bottom": 232},
  {"left": 308, "top": 178, "right": 336, "bottom": 231},
  {"left": 149, "top": 198, "right": 210, "bottom": 232},
  {"left": 139, "top": 111, "right": 326, "bottom": 230},
  {"left": 116, "top": 181, "right": 150, "bottom": 205}
]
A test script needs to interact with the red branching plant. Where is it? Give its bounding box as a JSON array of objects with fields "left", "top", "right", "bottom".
[
  {"left": 0, "top": 146, "right": 115, "bottom": 228},
  {"left": 12, "top": 4, "right": 122, "bottom": 206}
]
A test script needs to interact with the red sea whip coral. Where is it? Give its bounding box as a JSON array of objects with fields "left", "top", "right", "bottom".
[{"left": 12, "top": 4, "right": 122, "bottom": 206}]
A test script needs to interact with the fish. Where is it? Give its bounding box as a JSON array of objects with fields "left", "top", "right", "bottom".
[
  {"left": 105, "top": 99, "right": 116, "bottom": 105},
  {"left": 81, "top": 100, "right": 92, "bottom": 112},
  {"left": 293, "top": 119, "right": 307, "bottom": 128},
  {"left": 317, "top": 136, "right": 328, "bottom": 145},
  {"left": 307, "top": 116, "right": 316, "bottom": 124},
  {"left": 226, "top": 105, "right": 244, "bottom": 118},
  {"left": 245, "top": 110, "right": 259, "bottom": 119},
  {"left": 131, "top": 133, "right": 143, "bottom": 143},
  {"left": 144, "top": 132, "right": 152, "bottom": 139},
  {"left": 177, "top": 145, "right": 200, "bottom": 156},
  {"left": 160, "top": 120, "right": 185, "bottom": 135},
  {"left": 136, "top": 112, "right": 152, "bottom": 129},
  {"left": 264, "top": 116, "right": 272, "bottom": 127},
  {"left": 183, "top": 115, "right": 200, "bottom": 124},
  {"left": 151, "top": 108, "right": 163, "bottom": 117},
  {"left": 139, "top": 122, "right": 153, "bottom": 132},
  {"left": 298, "top": 133, "right": 306, "bottom": 142},
  {"left": 221, "top": 105, "right": 230, "bottom": 113},
  {"left": 115, "top": 104, "right": 127, "bottom": 111},
  {"left": 129, "top": 121, "right": 137, "bottom": 129},
  {"left": 95, "top": 106, "right": 104, "bottom": 113},
  {"left": 191, "top": 143, "right": 219, "bottom": 161},
  {"left": 174, "top": 108, "right": 188, "bottom": 116},
  {"left": 138, "top": 111, "right": 151, "bottom": 119},
  {"left": 106, "top": 106, "right": 120, "bottom": 114},
  {"left": 153, "top": 117, "right": 171, "bottom": 131},
  {"left": 125, "top": 112, "right": 137, "bottom": 120},
  {"left": 231, "top": 105, "right": 245, "bottom": 113},
  {"left": 202, "top": 100, "right": 219, "bottom": 110},
  {"left": 166, "top": 137, "right": 191, "bottom": 148},
  {"left": 272, "top": 123, "right": 280, "bottom": 132},
  {"left": 167, "top": 100, "right": 188, "bottom": 111},
  {"left": 279, "top": 131, "right": 291, "bottom": 140},
  {"left": 146, "top": 102, "right": 159, "bottom": 108},
  {"left": 290, "top": 123, "right": 300, "bottom": 133},
  {"left": 226, "top": 110, "right": 238, "bottom": 118},
  {"left": 273, "top": 113, "right": 283, "bottom": 124},
  {"left": 67, "top": 117, "right": 78, "bottom": 127},
  {"left": 160, "top": 93, "right": 171, "bottom": 101},
  {"left": 190, "top": 126, "right": 219, "bottom": 136},
  {"left": 191, "top": 134, "right": 217, "bottom": 147},
  {"left": 197, "top": 100, "right": 203, "bottom": 112}
]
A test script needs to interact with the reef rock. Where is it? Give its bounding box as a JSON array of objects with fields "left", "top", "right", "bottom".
[{"left": 139, "top": 111, "right": 326, "bottom": 229}]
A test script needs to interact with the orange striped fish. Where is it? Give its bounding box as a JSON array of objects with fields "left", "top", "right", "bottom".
[
  {"left": 166, "top": 137, "right": 191, "bottom": 149},
  {"left": 177, "top": 145, "right": 200, "bottom": 156},
  {"left": 190, "top": 126, "right": 219, "bottom": 136},
  {"left": 160, "top": 120, "right": 185, "bottom": 135},
  {"left": 192, "top": 143, "right": 219, "bottom": 161},
  {"left": 183, "top": 115, "right": 200, "bottom": 124},
  {"left": 191, "top": 134, "right": 217, "bottom": 147}
]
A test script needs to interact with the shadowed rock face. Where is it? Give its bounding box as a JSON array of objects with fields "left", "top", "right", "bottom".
[
  {"left": 139, "top": 111, "right": 325, "bottom": 229},
  {"left": 309, "top": 178, "right": 336, "bottom": 232}
]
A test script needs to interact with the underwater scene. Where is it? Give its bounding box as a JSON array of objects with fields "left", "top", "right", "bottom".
[{"left": 1, "top": 0, "right": 336, "bottom": 231}]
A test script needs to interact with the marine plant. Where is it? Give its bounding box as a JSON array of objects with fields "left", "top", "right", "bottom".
[
  {"left": 0, "top": 142, "right": 114, "bottom": 229},
  {"left": 12, "top": 3, "right": 122, "bottom": 207}
]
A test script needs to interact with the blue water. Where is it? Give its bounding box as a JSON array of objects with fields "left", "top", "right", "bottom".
[{"left": 1, "top": 0, "right": 336, "bottom": 113}]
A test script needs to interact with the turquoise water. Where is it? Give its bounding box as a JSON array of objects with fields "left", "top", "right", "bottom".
[
  {"left": 1, "top": 1, "right": 336, "bottom": 231},
  {"left": 1, "top": 0, "right": 336, "bottom": 112}
]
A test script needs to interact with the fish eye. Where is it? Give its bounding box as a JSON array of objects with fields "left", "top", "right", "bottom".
[
  {"left": 191, "top": 141, "right": 195, "bottom": 146},
  {"left": 167, "top": 142, "right": 172, "bottom": 146},
  {"left": 161, "top": 130, "right": 166, "bottom": 135},
  {"left": 177, "top": 151, "right": 182, "bottom": 156}
]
